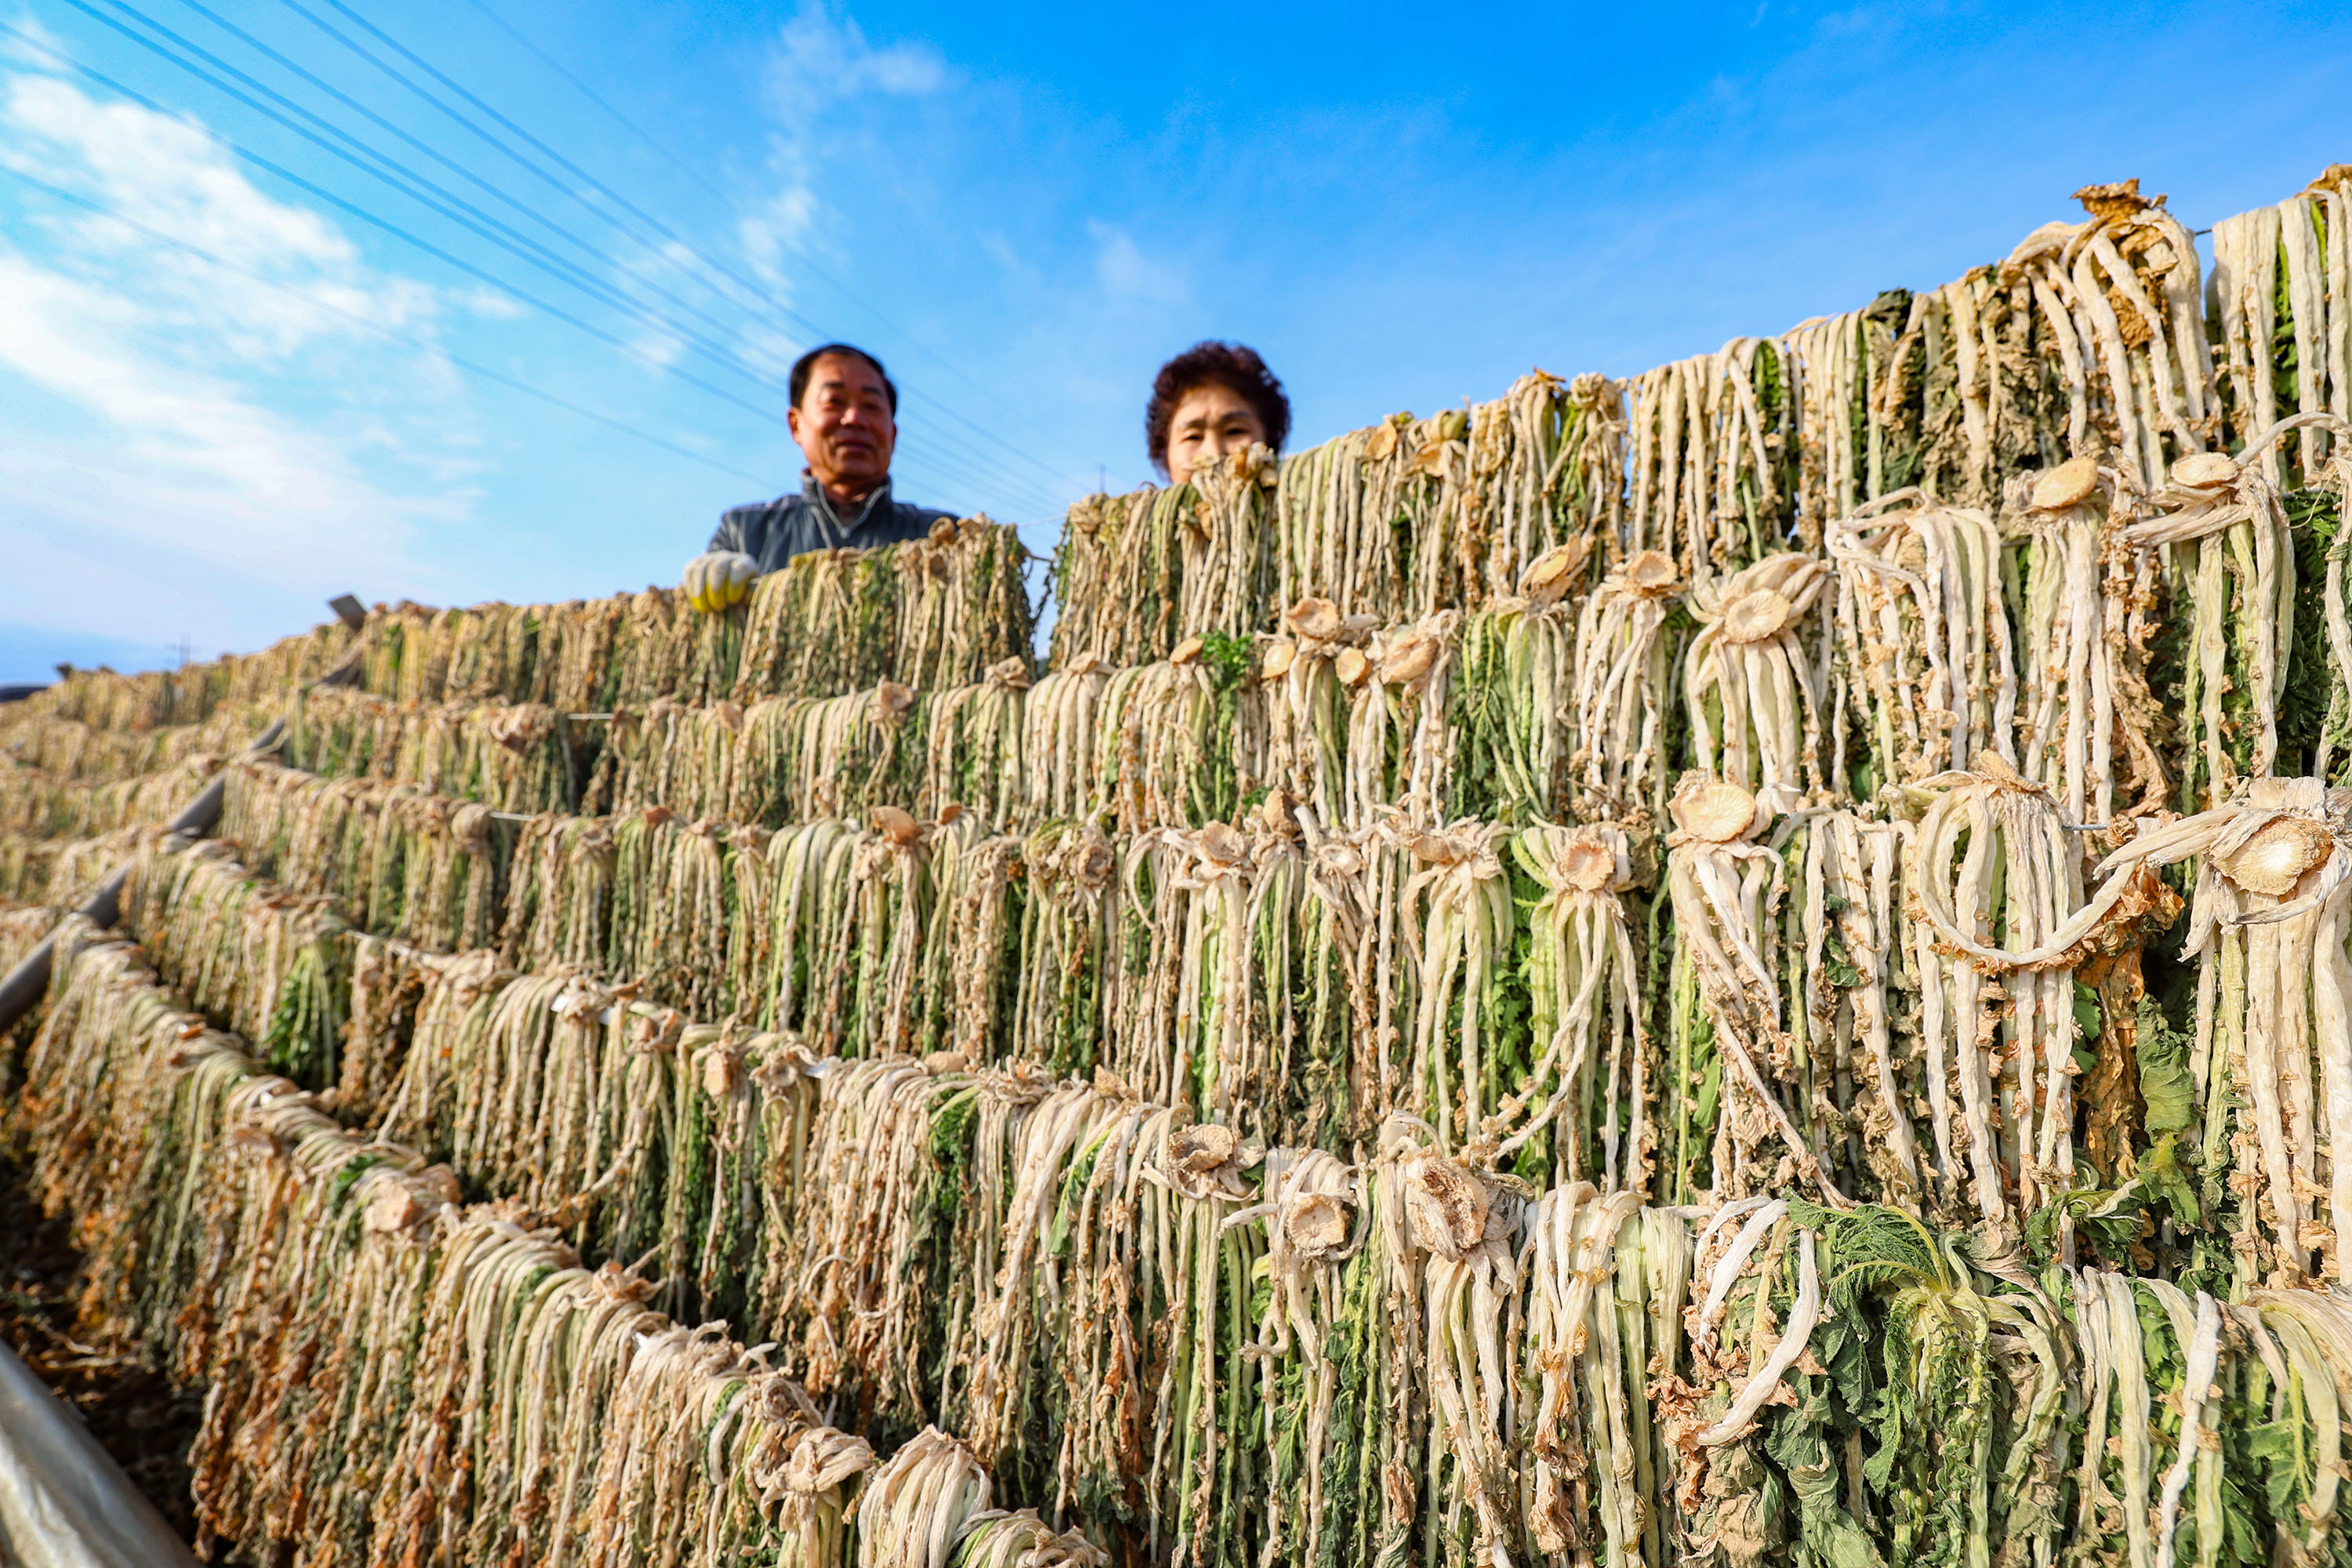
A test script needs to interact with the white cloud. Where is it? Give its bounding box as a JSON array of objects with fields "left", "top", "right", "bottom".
[
  {"left": 1, "top": 75, "right": 440, "bottom": 355},
  {"left": 0, "top": 10, "right": 67, "bottom": 71},
  {"left": 1089, "top": 222, "right": 1187, "bottom": 307},
  {"left": 0, "top": 257, "right": 436, "bottom": 587},
  {"left": 765, "top": 3, "right": 950, "bottom": 117},
  {"left": 738, "top": 5, "right": 952, "bottom": 290},
  {"left": 739, "top": 182, "right": 818, "bottom": 286},
  {"left": 0, "top": 69, "right": 470, "bottom": 644}
]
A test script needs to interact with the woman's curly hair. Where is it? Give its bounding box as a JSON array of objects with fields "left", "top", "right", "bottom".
[{"left": 1145, "top": 342, "right": 1291, "bottom": 477}]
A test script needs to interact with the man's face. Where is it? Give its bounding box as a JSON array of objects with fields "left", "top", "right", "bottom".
[
  {"left": 1166, "top": 381, "right": 1267, "bottom": 488},
  {"left": 788, "top": 352, "right": 897, "bottom": 498}
]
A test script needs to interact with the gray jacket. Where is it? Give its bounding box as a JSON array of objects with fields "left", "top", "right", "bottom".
[{"left": 710, "top": 474, "right": 956, "bottom": 574}]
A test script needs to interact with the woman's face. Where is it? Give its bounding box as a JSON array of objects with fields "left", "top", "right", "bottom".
[{"left": 1165, "top": 381, "right": 1268, "bottom": 487}]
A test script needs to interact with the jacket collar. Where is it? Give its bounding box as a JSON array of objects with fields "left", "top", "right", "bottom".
[{"left": 802, "top": 470, "right": 891, "bottom": 539}]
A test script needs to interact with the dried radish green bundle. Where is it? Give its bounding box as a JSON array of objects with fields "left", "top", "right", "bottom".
[
  {"left": 590, "top": 695, "right": 753, "bottom": 821},
  {"left": 769, "top": 1055, "right": 980, "bottom": 1444},
  {"left": 838, "top": 808, "right": 975, "bottom": 1059},
  {"left": 283, "top": 686, "right": 580, "bottom": 811},
  {"left": 0, "top": 898, "right": 53, "bottom": 976},
  {"left": 1874, "top": 265, "right": 2060, "bottom": 512},
  {"left": 280, "top": 683, "right": 407, "bottom": 782},
  {"left": 736, "top": 517, "right": 1034, "bottom": 701},
  {"left": 1112, "top": 809, "right": 1364, "bottom": 1144},
  {"left": 2007, "top": 183, "right": 2213, "bottom": 494},
  {"left": 571, "top": 1327, "right": 866, "bottom": 1568},
  {"left": 759, "top": 817, "right": 867, "bottom": 1044},
  {"left": 1093, "top": 641, "right": 1253, "bottom": 836},
  {"left": 0, "top": 833, "right": 60, "bottom": 902},
  {"left": 389, "top": 698, "right": 577, "bottom": 811},
  {"left": 1490, "top": 824, "right": 1653, "bottom": 1190},
  {"left": 1458, "top": 372, "right": 1624, "bottom": 611},
  {"left": 1052, "top": 485, "right": 1195, "bottom": 670},
  {"left": 1569, "top": 550, "right": 1683, "bottom": 829},
  {"left": 608, "top": 806, "right": 739, "bottom": 1018},
  {"left": 1725, "top": 1202, "right": 2071, "bottom": 1568},
  {"left": 1277, "top": 410, "right": 1465, "bottom": 627},
  {"left": 3, "top": 824, "right": 150, "bottom": 908},
  {"left": 1386, "top": 1131, "right": 1528, "bottom": 1565},
  {"left": 1445, "top": 586, "right": 1577, "bottom": 824},
  {"left": 9, "top": 920, "right": 246, "bottom": 1308},
  {"left": 0, "top": 753, "right": 218, "bottom": 840},
  {"left": 119, "top": 836, "right": 351, "bottom": 1087},
  {"left": 378, "top": 966, "right": 673, "bottom": 1265},
  {"left": 221, "top": 760, "right": 513, "bottom": 953},
  {"left": 1393, "top": 818, "right": 1519, "bottom": 1160},
  {"left": 920, "top": 664, "right": 1030, "bottom": 829},
  {"left": 343, "top": 930, "right": 428, "bottom": 1123},
  {"left": 1251, "top": 594, "right": 1572, "bottom": 835},
  {"left": 747, "top": 809, "right": 968, "bottom": 1054},
  {"left": 2010, "top": 457, "right": 2155, "bottom": 826},
  {"left": 1626, "top": 340, "right": 1795, "bottom": 579},
  {"left": 362, "top": 598, "right": 524, "bottom": 703},
  {"left": 535, "top": 593, "right": 635, "bottom": 710},
  {"left": 1792, "top": 810, "right": 1928, "bottom": 1209},
  {"left": 2096, "top": 778, "right": 2352, "bottom": 1287},
  {"left": 1175, "top": 444, "right": 1281, "bottom": 643},
  {"left": 1781, "top": 297, "right": 1911, "bottom": 530},
  {"left": 605, "top": 583, "right": 742, "bottom": 706},
  {"left": 1519, "top": 1187, "right": 1690, "bottom": 1568},
  {"left": 1682, "top": 552, "right": 1832, "bottom": 797},
  {"left": 858, "top": 1428, "right": 995, "bottom": 1568},
  {"left": 1009, "top": 819, "right": 1115, "bottom": 1077},
  {"left": 1254, "top": 619, "right": 1353, "bottom": 829},
  {"left": 1901, "top": 759, "right": 2188, "bottom": 1236},
  {"left": 1223, "top": 1148, "right": 1359, "bottom": 1563},
  {"left": 1903, "top": 762, "right": 2089, "bottom": 1228},
  {"left": 1120, "top": 821, "right": 1268, "bottom": 1124},
  {"left": 659, "top": 1025, "right": 827, "bottom": 1331},
  {"left": 1334, "top": 614, "right": 1457, "bottom": 826},
  {"left": 2212, "top": 166, "right": 2352, "bottom": 484},
  {"left": 1660, "top": 777, "right": 1847, "bottom": 1206},
  {"left": 1022, "top": 655, "right": 1114, "bottom": 823},
  {"left": 2114, "top": 419, "right": 2350, "bottom": 807},
  {"left": 502, "top": 811, "right": 617, "bottom": 975},
  {"left": 1826, "top": 492, "right": 2014, "bottom": 796},
  {"left": 946, "top": 1082, "right": 1188, "bottom": 1522},
  {"left": 949, "top": 1508, "right": 1107, "bottom": 1568},
  {"left": 0, "top": 701, "right": 261, "bottom": 781}
]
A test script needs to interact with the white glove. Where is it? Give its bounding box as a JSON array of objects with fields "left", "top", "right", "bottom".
[{"left": 681, "top": 550, "right": 759, "bottom": 614}]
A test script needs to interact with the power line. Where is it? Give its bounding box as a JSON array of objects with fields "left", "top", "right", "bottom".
[
  {"left": 276, "top": 0, "right": 1084, "bottom": 499},
  {"left": 0, "top": 25, "right": 780, "bottom": 424},
  {"left": 457, "top": 0, "right": 731, "bottom": 209},
  {"left": 97, "top": 0, "right": 1059, "bottom": 510},
  {"left": 4, "top": 19, "right": 1063, "bottom": 516},
  {"left": 0, "top": 160, "right": 782, "bottom": 485},
  {"left": 457, "top": 0, "right": 1106, "bottom": 480},
  {"left": 70, "top": 0, "right": 670, "bottom": 325}
]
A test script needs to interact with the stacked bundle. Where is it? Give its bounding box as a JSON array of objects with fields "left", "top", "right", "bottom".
[
  {"left": 5, "top": 167, "right": 2352, "bottom": 1568},
  {"left": 355, "top": 517, "right": 1034, "bottom": 713},
  {"left": 0, "top": 754, "right": 223, "bottom": 840}
]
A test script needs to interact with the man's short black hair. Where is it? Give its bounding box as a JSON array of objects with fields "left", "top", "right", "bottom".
[
  {"left": 1145, "top": 342, "right": 1291, "bottom": 476},
  {"left": 791, "top": 343, "right": 898, "bottom": 413}
]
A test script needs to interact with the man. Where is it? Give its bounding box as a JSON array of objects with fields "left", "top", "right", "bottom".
[
  {"left": 1145, "top": 341, "right": 1291, "bottom": 487},
  {"left": 681, "top": 343, "right": 959, "bottom": 612}
]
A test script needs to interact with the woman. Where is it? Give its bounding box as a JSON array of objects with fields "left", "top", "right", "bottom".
[{"left": 1145, "top": 341, "right": 1292, "bottom": 487}]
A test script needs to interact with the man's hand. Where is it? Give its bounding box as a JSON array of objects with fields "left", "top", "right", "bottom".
[{"left": 681, "top": 550, "right": 759, "bottom": 614}]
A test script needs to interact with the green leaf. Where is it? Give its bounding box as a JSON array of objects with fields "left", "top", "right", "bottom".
[{"left": 2136, "top": 993, "right": 2197, "bottom": 1134}]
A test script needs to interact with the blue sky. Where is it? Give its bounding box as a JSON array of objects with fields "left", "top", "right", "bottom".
[{"left": 2, "top": 0, "right": 2347, "bottom": 681}]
